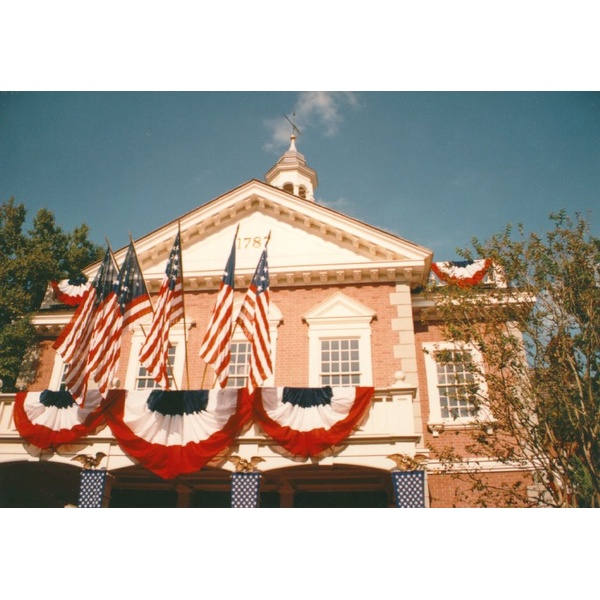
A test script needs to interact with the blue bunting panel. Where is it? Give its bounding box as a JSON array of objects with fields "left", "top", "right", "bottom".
[
  {"left": 231, "top": 472, "right": 261, "bottom": 508},
  {"left": 391, "top": 470, "right": 426, "bottom": 507},
  {"left": 78, "top": 469, "right": 111, "bottom": 508}
]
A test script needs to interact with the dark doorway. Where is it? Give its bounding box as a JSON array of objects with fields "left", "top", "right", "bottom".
[{"left": 294, "top": 490, "right": 388, "bottom": 508}]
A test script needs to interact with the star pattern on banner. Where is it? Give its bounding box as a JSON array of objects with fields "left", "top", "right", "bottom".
[
  {"left": 231, "top": 472, "right": 261, "bottom": 508},
  {"left": 78, "top": 469, "right": 110, "bottom": 508},
  {"left": 391, "top": 470, "right": 425, "bottom": 508}
]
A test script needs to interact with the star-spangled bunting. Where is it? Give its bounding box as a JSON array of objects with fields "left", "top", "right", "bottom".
[
  {"left": 199, "top": 229, "right": 237, "bottom": 388},
  {"left": 236, "top": 247, "right": 272, "bottom": 393},
  {"left": 231, "top": 472, "right": 261, "bottom": 508},
  {"left": 391, "top": 470, "right": 426, "bottom": 508},
  {"left": 139, "top": 231, "right": 184, "bottom": 389},
  {"left": 78, "top": 469, "right": 111, "bottom": 508}
]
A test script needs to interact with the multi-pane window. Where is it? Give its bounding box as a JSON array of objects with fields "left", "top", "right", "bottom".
[
  {"left": 320, "top": 339, "right": 361, "bottom": 386},
  {"left": 434, "top": 349, "right": 479, "bottom": 419},
  {"left": 227, "top": 341, "right": 251, "bottom": 388},
  {"left": 135, "top": 345, "right": 177, "bottom": 390}
]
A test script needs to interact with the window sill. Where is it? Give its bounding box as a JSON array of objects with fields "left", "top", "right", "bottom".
[{"left": 427, "top": 420, "right": 495, "bottom": 437}]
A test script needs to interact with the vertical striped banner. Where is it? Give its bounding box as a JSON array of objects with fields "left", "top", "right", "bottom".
[
  {"left": 231, "top": 472, "right": 261, "bottom": 508},
  {"left": 78, "top": 470, "right": 112, "bottom": 508},
  {"left": 391, "top": 470, "right": 426, "bottom": 508}
]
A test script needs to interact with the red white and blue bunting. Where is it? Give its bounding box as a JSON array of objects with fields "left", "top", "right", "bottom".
[
  {"left": 13, "top": 390, "right": 108, "bottom": 449},
  {"left": 51, "top": 278, "right": 91, "bottom": 306},
  {"left": 252, "top": 386, "right": 374, "bottom": 458},
  {"left": 431, "top": 258, "right": 492, "bottom": 287},
  {"left": 14, "top": 386, "right": 376, "bottom": 476},
  {"left": 104, "top": 389, "right": 253, "bottom": 479}
]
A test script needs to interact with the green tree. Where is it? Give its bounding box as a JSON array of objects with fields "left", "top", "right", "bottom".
[
  {"left": 0, "top": 197, "right": 103, "bottom": 391},
  {"left": 429, "top": 211, "right": 599, "bottom": 507}
]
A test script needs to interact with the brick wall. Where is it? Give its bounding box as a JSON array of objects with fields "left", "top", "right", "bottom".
[
  {"left": 30, "top": 281, "right": 400, "bottom": 391},
  {"left": 428, "top": 470, "right": 533, "bottom": 507}
]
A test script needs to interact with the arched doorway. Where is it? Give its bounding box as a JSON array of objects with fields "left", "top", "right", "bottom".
[
  {"left": 105, "top": 463, "right": 394, "bottom": 508},
  {"left": 0, "top": 461, "right": 81, "bottom": 507}
]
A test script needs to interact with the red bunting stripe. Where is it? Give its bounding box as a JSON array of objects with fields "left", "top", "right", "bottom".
[
  {"left": 14, "top": 390, "right": 108, "bottom": 450},
  {"left": 431, "top": 258, "right": 492, "bottom": 287},
  {"left": 104, "top": 389, "right": 253, "bottom": 479},
  {"left": 253, "top": 387, "right": 374, "bottom": 458},
  {"left": 51, "top": 279, "right": 91, "bottom": 306}
]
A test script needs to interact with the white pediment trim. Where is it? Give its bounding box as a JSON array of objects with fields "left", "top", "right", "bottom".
[
  {"left": 84, "top": 179, "right": 433, "bottom": 289},
  {"left": 303, "top": 291, "right": 376, "bottom": 324}
]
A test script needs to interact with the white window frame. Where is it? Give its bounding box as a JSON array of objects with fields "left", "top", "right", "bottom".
[
  {"left": 423, "top": 341, "right": 489, "bottom": 433},
  {"left": 319, "top": 338, "right": 362, "bottom": 387},
  {"left": 304, "top": 292, "right": 375, "bottom": 387},
  {"left": 134, "top": 344, "right": 178, "bottom": 391},
  {"left": 226, "top": 338, "right": 252, "bottom": 389},
  {"left": 49, "top": 355, "right": 69, "bottom": 391}
]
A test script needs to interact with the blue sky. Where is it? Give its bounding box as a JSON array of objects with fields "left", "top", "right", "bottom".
[{"left": 2, "top": 91, "right": 598, "bottom": 262}]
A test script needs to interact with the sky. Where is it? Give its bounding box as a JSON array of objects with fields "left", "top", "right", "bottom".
[{"left": 1, "top": 91, "right": 598, "bottom": 262}]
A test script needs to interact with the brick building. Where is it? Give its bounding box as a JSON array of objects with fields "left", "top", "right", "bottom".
[{"left": 0, "top": 136, "right": 529, "bottom": 507}]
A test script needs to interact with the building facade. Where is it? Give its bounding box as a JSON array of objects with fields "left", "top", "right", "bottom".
[{"left": 0, "top": 138, "right": 528, "bottom": 507}]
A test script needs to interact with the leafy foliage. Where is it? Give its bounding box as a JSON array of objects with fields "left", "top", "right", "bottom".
[
  {"left": 429, "top": 211, "right": 599, "bottom": 507},
  {"left": 0, "top": 197, "right": 103, "bottom": 391}
]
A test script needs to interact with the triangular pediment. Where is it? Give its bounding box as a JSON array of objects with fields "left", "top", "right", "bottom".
[
  {"left": 90, "top": 179, "right": 433, "bottom": 290},
  {"left": 303, "top": 292, "right": 376, "bottom": 323}
]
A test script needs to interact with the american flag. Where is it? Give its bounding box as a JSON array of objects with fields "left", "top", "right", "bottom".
[
  {"left": 86, "top": 247, "right": 122, "bottom": 396},
  {"left": 117, "top": 240, "right": 153, "bottom": 329},
  {"left": 199, "top": 230, "right": 237, "bottom": 388},
  {"left": 139, "top": 231, "right": 184, "bottom": 389},
  {"left": 236, "top": 247, "right": 272, "bottom": 393},
  {"left": 53, "top": 248, "right": 114, "bottom": 404}
]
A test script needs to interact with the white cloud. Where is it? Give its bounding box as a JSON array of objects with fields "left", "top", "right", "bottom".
[
  {"left": 264, "top": 92, "right": 359, "bottom": 151},
  {"left": 317, "top": 196, "right": 352, "bottom": 211}
]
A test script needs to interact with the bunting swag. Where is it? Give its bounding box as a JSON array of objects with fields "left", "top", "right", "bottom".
[
  {"left": 431, "top": 258, "right": 492, "bottom": 287},
  {"left": 13, "top": 390, "right": 107, "bottom": 450},
  {"left": 104, "top": 388, "right": 253, "bottom": 479},
  {"left": 253, "top": 387, "right": 374, "bottom": 458},
  {"left": 51, "top": 277, "right": 91, "bottom": 306}
]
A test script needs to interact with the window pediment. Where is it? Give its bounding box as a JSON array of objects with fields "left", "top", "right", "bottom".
[{"left": 303, "top": 292, "right": 376, "bottom": 324}]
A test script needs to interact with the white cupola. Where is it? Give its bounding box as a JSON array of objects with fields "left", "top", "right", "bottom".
[{"left": 264, "top": 134, "right": 318, "bottom": 201}]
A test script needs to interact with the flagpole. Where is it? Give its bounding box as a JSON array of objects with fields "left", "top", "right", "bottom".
[{"left": 177, "top": 221, "right": 191, "bottom": 390}]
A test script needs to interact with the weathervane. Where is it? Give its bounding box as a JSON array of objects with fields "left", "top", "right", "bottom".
[{"left": 284, "top": 111, "right": 303, "bottom": 138}]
